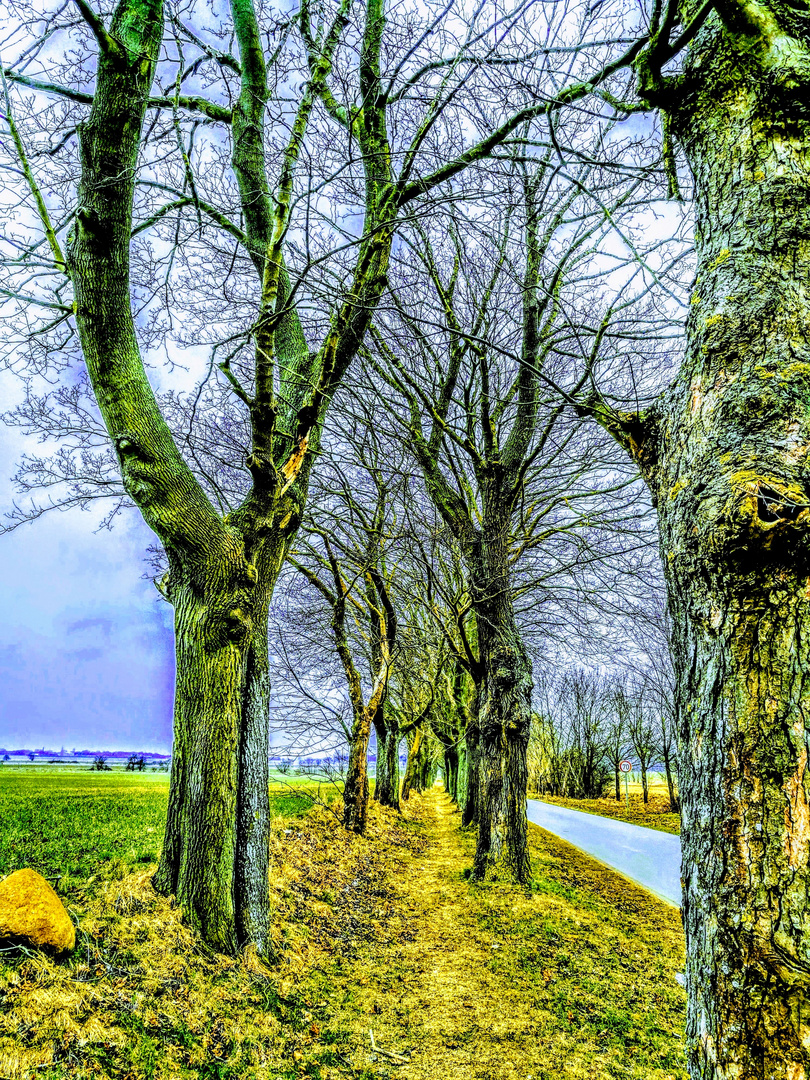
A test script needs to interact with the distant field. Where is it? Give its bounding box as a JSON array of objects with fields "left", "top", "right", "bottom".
[{"left": 0, "top": 767, "right": 316, "bottom": 893}]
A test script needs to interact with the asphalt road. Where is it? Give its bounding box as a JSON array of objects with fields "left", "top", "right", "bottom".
[{"left": 526, "top": 799, "right": 682, "bottom": 907}]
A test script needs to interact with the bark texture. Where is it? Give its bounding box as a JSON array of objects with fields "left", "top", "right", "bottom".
[
  {"left": 619, "top": 10, "right": 810, "bottom": 1074},
  {"left": 65, "top": 0, "right": 277, "bottom": 954},
  {"left": 65, "top": 0, "right": 375, "bottom": 952},
  {"left": 470, "top": 517, "right": 532, "bottom": 881},
  {"left": 372, "top": 710, "right": 401, "bottom": 810},
  {"left": 461, "top": 692, "right": 482, "bottom": 827}
]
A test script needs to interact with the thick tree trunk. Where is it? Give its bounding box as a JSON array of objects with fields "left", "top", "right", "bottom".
[
  {"left": 343, "top": 707, "right": 372, "bottom": 833},
  {"left": 614, "top": 766, "right": 621, "bottom": 801},
  {"left": 471, "top": 527, "right": 532, "bottom": 883},
  {"left": 65, "top": 0, "right": 279, "bottom": 957},
  {"left": 235, "top": 624, "right": 272, "bottom": 948},
  {"left": 153, "top": 542, "right": 281, "bottom": 954},
  {"left": 371, "top": 705, "right": 400, "bottom": 810},
  {"left": 640, "top": 766, "right": 649, "bottom": 805},
  {"left": 630, "top": 20, "right": 810, "bottom": 1075},
  {"left": 461, "top": 690, "right": 481, "bottom": 826},
  {"left": 445, "top": 747, "right": 459, "bottom": 803},
  {"left": 401, "top": 729, "right": 423, "bottom": 801},
  {"left": 385, "top": 729, "right": 400, "bottom": 808}
]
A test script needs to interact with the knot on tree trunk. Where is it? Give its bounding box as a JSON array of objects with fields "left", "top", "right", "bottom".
[
  {"left": 115, "top": 434, "right": 160, "bottom": 507},
  {"left": 688, "top": 470, "right": 810, "bottom": 571},
  {"left": 746, "top": 928, "right": 810, "bottom": 987}
]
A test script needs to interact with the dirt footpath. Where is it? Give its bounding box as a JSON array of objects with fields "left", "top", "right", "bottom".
[
  {"left": 334, "top": 788, "right": 686, "bottom": 1080},
  {"left": 389, "top": 792, "right": 544, "bottom": 1080}
]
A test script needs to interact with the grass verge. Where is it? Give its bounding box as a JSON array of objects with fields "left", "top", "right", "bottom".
[{"left": 530, "top": 792, "right": 680, "bottom": 835}]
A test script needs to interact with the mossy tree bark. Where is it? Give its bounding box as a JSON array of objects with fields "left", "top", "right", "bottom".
[
  {"left": 461, "top": 691, "right": 482, "bottom": 827},
  {"left": 372, "top": 703, "right": 401, "bottom": 810},
  {"left": 402, "top": 727, "right": 435, "bottom": 799},
  {"left": 594, "top": 5, "right": 810, "bottom": 1072},
  {"left": 468, "top": 507, "right": 533, "bottom": 880},
  {"left": 64, "top": 0, "right": 294, "bottom": 954}
]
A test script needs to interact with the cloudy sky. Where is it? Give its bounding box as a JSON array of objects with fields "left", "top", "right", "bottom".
[{"left": 0, "top": 450, "right": 175, "bottom": 752}]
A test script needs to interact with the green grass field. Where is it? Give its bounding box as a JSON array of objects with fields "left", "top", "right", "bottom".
[{"left": 0, "top": 767, "right": 315, "bottom": 894}]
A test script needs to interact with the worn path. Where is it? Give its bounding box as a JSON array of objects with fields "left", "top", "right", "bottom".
[
  {"left": 336, "top": 789, "right": 686, "bottom": 1080},
  {"left": 387, "top": 792, "right": 543, "bottom": 1080}
]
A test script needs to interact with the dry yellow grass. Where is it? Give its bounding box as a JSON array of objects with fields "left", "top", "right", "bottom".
[
  {"left": 0, "top": 800, "right": 424, "bottom": 1079},
  {"left": 0, "top": 790, "right": 686, "bottom": 1080},
  {"left": 322, "top": 791, "right": 686, "bottom": 1080}
]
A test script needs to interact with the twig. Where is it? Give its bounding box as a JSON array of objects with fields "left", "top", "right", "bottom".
[{"left": 369, "top": 1028, "right": 409, "bottom": 1063}]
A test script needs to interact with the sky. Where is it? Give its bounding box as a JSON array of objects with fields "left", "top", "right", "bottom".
[{"left": 0, "top": 437, "right": 176, "bottom": 752}]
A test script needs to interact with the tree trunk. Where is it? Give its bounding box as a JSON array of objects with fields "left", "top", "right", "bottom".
[
  {"left": 614, "top": 765, "right": 621, "bottom": 801},
  {"left": 235, "top": 623, "right": 273, "bottom": 948},
  {"left": 64, "top": 1, "right": 281, "bottom": 956},
  {"left": 447, "top": 747, "right": 459, "bottom": 802},
  {"left": 418, "top": 745, "right": 433, "bottom": 792},
  {"left": 461, "top": 687, "right": 481, "bottom": 826},
  {"left": 472, "top": 526, "right": 532, "bottom": 883},
  {"left": 457, "top": 740, "right": 469, "bottom": 810},
  {"left": 640, "top": 765, "right": 649, "bottom": 805},
  {"left": 152, "top": 541, "right": 282, "bottom": 954},
  {"left": 372, "top": 705, "right": 400, "bottom": 810},
  {"left": 343, "top": 707, "right": 372, "bottom": 833},
  {"left": 662, "top": 745, "right": 679, "bottom": 813},
  {"left": 383, "top": 726, "right": 400, "bottom": 809},
  {"left": 623, "top": 20, "right": 810, "bottom": 1074},
  {"left": 401, "top": 729, "right": 423, "bottom": 801}
]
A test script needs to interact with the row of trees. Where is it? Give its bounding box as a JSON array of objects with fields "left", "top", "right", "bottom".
[
  {"left": 529, "top": 667, "right": 679, "bottom": 810},
  {"left": 4, "top": 0, "right": 810, "bottom": 1072}
]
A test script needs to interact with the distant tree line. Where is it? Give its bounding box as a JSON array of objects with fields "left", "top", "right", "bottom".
[{"left": 528, "top": 667, "right": 678, "bottom": 810}]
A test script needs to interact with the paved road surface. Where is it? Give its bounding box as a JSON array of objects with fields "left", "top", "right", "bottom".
[{"left": 527, "top": 799, "right": 682, "bottom": 907}]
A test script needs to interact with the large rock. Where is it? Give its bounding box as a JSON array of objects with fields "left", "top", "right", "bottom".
[{"left": 0, "top": 868, "right": 75, "bottom": 955}]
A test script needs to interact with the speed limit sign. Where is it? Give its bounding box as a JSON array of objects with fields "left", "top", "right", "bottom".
[{"left": 619, "top": 759, "right": 632, "bottom": 807}]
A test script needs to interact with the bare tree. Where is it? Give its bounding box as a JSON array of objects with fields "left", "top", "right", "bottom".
[
  {"left": 287, "top": 423, "right": 401, "bottom": 833},
  {"left": 626, "top": 687, "right": 656, "bottom": 804},
  {"left": 604, "top": 678, "right": 631, "bottom": 801},
  {"left": 1, "top": 0, "right": 649, "bottom": 952},
  {"left": 368, "top": 122, "right": 675, "bottom": 878},
  {"left": 629, "top": 600, "right": 679, "bottom": 811}
]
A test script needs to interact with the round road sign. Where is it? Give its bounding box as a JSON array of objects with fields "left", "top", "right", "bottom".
[{"left": 619, "top": 760, "right": 632, "bottom": 773}]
